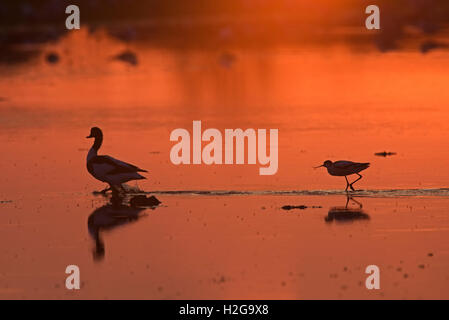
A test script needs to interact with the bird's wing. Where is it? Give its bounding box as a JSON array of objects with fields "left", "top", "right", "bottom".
[
  {"left": 333, "top": 161, "right": 356, "bottom": 169},
  {"left": 88, "top": 159, "right": 117, "bottom": 177},
  {"left": 93, "top": 155, "right": 147, "bottom": 174},
  {"left": 334, "top": 160, "right": 370, "bottom": 170}
]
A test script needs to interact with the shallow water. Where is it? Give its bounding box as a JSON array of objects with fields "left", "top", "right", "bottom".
[
  {"left": 2, "top": 193, "right": 449, "bottom": 299},
  {"left": 1, "top": 27, "right": 449, "bottom": 299}
]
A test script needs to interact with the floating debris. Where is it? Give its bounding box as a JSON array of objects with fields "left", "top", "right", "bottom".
[
  {"left": 282, "top": 205, "right": 307, "bottom": 210},
  {"left": 130, "top": 195, "right": 161, "bottom": 207},
  {"left": 46, "top": 52, "right": 60, "bottom": 64},
  {"left": 375, "top": 151, "right": 397, "bottom": 157},
  {"left": 282, "top": 205, "right": 322, "bottom": 210},
  {"left": 113, "top": 50, "right": 138, "bottom": 66},
  {"left": 0, "top": 200, "right": 12, "bottom": 204},
  {"left": 428, "top": 253, "right": 434, "bottom": 257}
]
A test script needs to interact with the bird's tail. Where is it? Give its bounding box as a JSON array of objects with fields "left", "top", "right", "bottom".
[
  {"left": 136, "top": 173, "right": 147, "bottom": 180},
  {"left": 359, "top": 163, "right": 370, "bottom": 170}
]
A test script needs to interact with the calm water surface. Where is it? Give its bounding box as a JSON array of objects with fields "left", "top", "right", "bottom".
[{"left": 1, "top": 28, "right": 449, "bottom": 299}]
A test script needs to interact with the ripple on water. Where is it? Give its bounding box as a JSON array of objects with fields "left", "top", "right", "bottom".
[{"left": 145, "top": 188, "right": 449, "bottom": 198}]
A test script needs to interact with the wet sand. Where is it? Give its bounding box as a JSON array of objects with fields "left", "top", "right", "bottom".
[{"left": 2, "top": 28, "right": 449, "bottom": 299}]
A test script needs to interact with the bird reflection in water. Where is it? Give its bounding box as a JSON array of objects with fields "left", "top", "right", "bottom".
[
  {"left": 325, "top": 196, "right": 370, "bottom": 223},
  {"left": 87, "top": 199, "right": 147, "bottom": 261}
]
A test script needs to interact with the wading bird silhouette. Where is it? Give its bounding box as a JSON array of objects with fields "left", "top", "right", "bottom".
[{"left": 315, "top": 160, "right": 370, "bottom": 191}]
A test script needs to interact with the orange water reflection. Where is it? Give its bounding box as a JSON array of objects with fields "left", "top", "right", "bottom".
[
  {"left": 1, "top": 28, "right": 449, "bottom": 299},
  {"left": 2, "top": 194, "right": 449, "bottom": 299},
  {"left": 2, "top": 29, "right": 449, "bottom": 195}
]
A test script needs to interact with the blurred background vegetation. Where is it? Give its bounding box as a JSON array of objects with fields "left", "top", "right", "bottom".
[
  {"left": 0, "top": 0, "right": 447, "bottom": 29},
  {"left": 0, "top": 0, "right": 448, "bottom": 63}
]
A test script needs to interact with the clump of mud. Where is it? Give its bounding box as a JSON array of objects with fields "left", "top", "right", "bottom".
[{"left": 130, "top": 195, "right": 161, "bottom": 208}]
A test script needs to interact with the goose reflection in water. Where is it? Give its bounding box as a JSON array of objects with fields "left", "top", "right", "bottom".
[
  {"left": 87, "top": 202, "right": 146, "bottom": 261},
  {"left": 325, "top": 196, "right": 370, "bottom": 223}
]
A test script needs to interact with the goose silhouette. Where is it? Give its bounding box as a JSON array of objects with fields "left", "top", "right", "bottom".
[{"left": 86, "top": 127, "right": 147, "bottom": 194}]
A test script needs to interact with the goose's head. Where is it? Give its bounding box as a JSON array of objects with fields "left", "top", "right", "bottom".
[
  {"left": 86, "top": 127, "right": 103, "bottom": 139},
  {"left": 314, "top": 160, "right": 333, "bottom": 169}
]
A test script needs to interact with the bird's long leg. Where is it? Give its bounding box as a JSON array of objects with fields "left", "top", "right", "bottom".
[
  {"left": 111, "top": 185, "right": 120, "bottom": 197},
  {"left": 349, "top": 174, "right": 363, "bottom": 191},
  {"left": 344, "top": 176, "right": 350, "bottom": 192}
]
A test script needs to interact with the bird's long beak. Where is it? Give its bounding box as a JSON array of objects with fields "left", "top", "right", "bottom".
[
  {"left": 86, "top": 134, "right": 93, "bottom": 139},
  {"left": 314, "top": 165, "right": 324, "bottom": 169}
]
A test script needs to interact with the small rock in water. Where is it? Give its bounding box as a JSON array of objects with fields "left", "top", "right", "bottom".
[
  {"left": 46, "top": 52, "right": 60, "bottom": 64},
  {"left": 428, "top": 253, "right": 434, "bottom": 257},
  {"left": 130, "top": 195, "right": 161, "bottom": 207},
  {"left": 114, "top": 50, "right": 138, "bottom": 66}
]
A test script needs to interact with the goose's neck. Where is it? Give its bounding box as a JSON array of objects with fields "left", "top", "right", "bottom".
[
  {"left": 87, "top": 135, "right": 102, "bottom": 161},
  {"left": 93, "top": 135, "right": 102, "bottom": 151}
]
